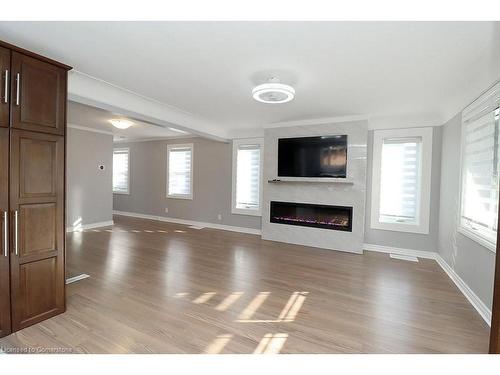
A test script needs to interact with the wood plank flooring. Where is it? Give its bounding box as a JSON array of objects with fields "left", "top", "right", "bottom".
[{"left": 0, "top": 215, "right": 490, "bottom": 353}]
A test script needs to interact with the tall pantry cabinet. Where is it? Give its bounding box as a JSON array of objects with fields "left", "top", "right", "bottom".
[{"left": 0, "top": 40, "right": 71, "bottom": 338}]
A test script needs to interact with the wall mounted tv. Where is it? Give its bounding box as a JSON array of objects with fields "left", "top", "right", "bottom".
[{"left": 278, "top": 135, "right": 348, "bottom": 178}]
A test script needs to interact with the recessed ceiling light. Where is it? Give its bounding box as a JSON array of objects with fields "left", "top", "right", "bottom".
[
  {"left": 109, "top": 119, "right": 133, "bottom": 129},
  {"left": 252, "top": 78, "right": 295, "bottom": 104}
]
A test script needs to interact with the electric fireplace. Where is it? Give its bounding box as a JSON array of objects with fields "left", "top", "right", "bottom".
[{"left": 270, "top": 201, "right": 353, "bottom": 232}]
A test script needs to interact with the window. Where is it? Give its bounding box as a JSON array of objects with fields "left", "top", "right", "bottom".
[
  {"left": 370, "top": 127, "right": 433, "bottom": 234},
  {"left": 232, "top": 138, "right": 264, "bottom": 216},
  {"left": 459, "top": 82, "right": 500, "bottom": 252},
  {"left": 113, "top": 148, "right": 130, "bottom": 194},
  {"left": 167, "top": 144, "right": 193, "bottom": 199}
]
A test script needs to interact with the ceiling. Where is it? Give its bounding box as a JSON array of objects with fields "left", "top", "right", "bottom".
[
  {"left": 1, "top": 22, "right": 499, "bottom": 138},
  {"left": 68, "top": 101, "right": 189, "bottom": 142}
]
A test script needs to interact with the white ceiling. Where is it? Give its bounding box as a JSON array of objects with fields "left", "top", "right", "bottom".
[
  {"left": 1, "top": 21, "right": 499, "bottom": 138},
  {"left": 68, "top": 101, "right": 189, "bottom": 142}
]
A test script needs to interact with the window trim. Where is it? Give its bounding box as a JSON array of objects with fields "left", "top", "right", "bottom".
[
  {"left": 166, "top": 143, "right": 194, "bottom": 200},
  {"left": 458, "top": 81, "right": 500, "bottom": 253},
  {"left": 231, "top": 138, "right": 264, "bottom": 216},
  {"left": 113, "top": 147, "right": 130, "bottom": 195},
  {"left": 457, "top": 226, "right": 496, "bottom": 253},
  {"left": 370, "top": 127, "right": 433, "bottom": 234}
]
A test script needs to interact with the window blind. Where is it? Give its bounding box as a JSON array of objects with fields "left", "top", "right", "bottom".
[
  {"left": 236, "top": 144, "right": 261, "bottom": 210},
  {"left": 168, "top": 146, "right": 192, "bottom": 197},
  {"left": 379, "top": 137, "right": 422, "bottom": 224},
  {"left": 461, "top": 107, "right": 500, "bottom": 243},
  {"left": 113, "top": 148, "right": 129, "bottom": 194}
]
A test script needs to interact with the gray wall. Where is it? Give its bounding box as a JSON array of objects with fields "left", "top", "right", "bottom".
[
  {"left": 112, "top": 137, "right": 261, "bottom": 230},
  {"left": 438, "top": 113, "right": 496, "bottom": 309},
  {"left": 364, "top": 126, "right": 443, "bottom": 252},
  {"left": 67, "top": 127, "right": 114, "bottom": 227}
]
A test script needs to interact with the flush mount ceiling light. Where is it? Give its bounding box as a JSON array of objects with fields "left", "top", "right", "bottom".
[
  {"left": 252, "top": 79, "right": 295, "bottom": 104},
  {"left": 109, "top": 119, "right": 133, "bottom": 129}
]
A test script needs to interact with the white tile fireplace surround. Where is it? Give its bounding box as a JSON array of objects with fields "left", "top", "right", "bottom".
[{"left": 261, "top": 119, "right": 368, "bottom": 253}]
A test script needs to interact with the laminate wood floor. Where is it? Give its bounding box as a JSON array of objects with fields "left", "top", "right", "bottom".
[{"left": 0, "top": 215, "right": 490, "bottom": 353}]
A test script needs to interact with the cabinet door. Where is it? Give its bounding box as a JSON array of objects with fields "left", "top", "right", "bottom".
[
  {"left": 0, "top": 128, "right": 10, "bottom": 337},
  {"left": 10, "top": 129, "right": 65, "bottom": 331},
  {"left": 10, "top": 52, "right": 66, "bottom": 135},
  {"left": 0, "top": 47, "right": 10, "bottom": 128}
]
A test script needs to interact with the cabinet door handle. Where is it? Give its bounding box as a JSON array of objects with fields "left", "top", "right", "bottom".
[
  {"left": 15, "top": 73, "right": 20, "bottom": 106},
  {"left": 14, "top": 210, "right": 18, "bottom": 256},
  {"left": 2, "top": 211, "right": 7, "bottom": 257},
  {"left": 3, "top": 70, "right": 8, "bottom": 104}
]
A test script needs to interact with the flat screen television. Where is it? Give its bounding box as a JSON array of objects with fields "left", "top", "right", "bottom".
[{"left": 278, "top": 135, "right": 348, "bottom": 178}]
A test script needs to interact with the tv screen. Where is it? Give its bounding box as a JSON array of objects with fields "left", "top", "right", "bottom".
[{"left": 278, "top": 135, "right": 347, "bottom": 178}]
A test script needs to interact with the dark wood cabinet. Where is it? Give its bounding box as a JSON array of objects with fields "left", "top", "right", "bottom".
[
  {"left": 10, "top": 52, "right": 67, "bottom": 136},
  {"left": 0, "top": 40, "right": 70, "bottom": 338},
  {"left": 0, "top": 47, "right": 10, "bottom": 128},
  {"left": 0, "top": 128, "right": 10, "bottom": 337},
  {"left": 9, "top": 130, "right": 65, "bottom": 330}
]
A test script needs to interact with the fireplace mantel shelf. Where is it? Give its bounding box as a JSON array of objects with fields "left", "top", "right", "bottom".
[{"left": 267, "top": 177, "right": 354, "bottom": 184}]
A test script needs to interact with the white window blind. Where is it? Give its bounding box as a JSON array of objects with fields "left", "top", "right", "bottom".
[
  {"left": 460, "top": 107, "right": 500, "bottom": 247},
  {"left": 379, "top": 137, "right": 422, "bottom": 224},
  {"left": 236, "top": 144, "right": 261, "bottom": 210},
  {"left": 232, "top": 138, "right": 264, "bottom": 216},
  {"left": 370, "top": 127, "right": 432, "bottom": 234},
  {"left": 113, "top": 148, "right": 129, "bottom": 194},
  {"left": 167, "top": 145, "right": 193, "bottom": 198}
]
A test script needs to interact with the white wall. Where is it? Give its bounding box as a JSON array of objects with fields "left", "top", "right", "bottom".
[
  {"left": 261, "top": 120, "right": 368, "bottom": 253},
  {"left": 67, "top": 127, "right": 114, "bottom": 229}
]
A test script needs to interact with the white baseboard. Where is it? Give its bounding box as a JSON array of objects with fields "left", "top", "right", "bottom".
[
  {"left": 113, "top": 210, "right": 262, "bottom": 235},
  {"left": 434, "top": 254, "right": 492, "bottom": 326},
  {"left": 66, "top": 220, "right": 114, "bottom": 233},
  {"left": 363, "top": 243, "right": 436, "bottom": 259},
  {"left": 363, "top": 243, "right": 492, "bottom": 326}
]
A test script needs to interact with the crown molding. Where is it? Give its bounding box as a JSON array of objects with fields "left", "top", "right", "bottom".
[
  {"left": 264, "top": 114, "right": 370, "bottom": 129},
  {"left": 113, "top": 135, "right": 195, "bottom": 143},
  {"left": 67, "top": 123, "right": 114, "bottom": 136},
  {"left": 367, "top": 115, "right": 444, "bottom": 130},
  {"left": 227, "top": 128, "right": 265, "bottom": 140}
]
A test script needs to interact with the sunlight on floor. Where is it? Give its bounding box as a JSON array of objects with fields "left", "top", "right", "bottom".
[
  {"left": 173, "top": 290, "right": 308, "bottom": 322},
  {"left": 238, "top": 292, "right": 270, "bottom": 320},
  {"left": 254, "top": 334, "right": 289, "bottom": 354},
  {"left": 203, "top": 333, "right": 289, "bottom": 354},
  {"left": 72, "top": 217, "right": 83, "bottom": 232},
  {"left": 77, "top": 228, "right": 174, "bottom": 234},
  {"left": 193, "top": 292, "right": 217, "bottom": 304},
  {"left": 215, "top": 292, "right": 244, "bottom": 311},
  {"left": 278, "top": 291, "right": 308, "bottom": 322},
  {"left": 236, "top": 291, "right": 308, "bottom": 323},
  {"left": 204, "top": 334, "right": 234, "bottom": 354},
  {"left": 174, "top": 290, "right": 306, "bottom": 354}
]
